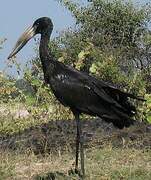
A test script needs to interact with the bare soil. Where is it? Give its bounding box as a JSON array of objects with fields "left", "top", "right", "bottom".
[{"left": 0, "top": 118, "right": 151, "bottom": 154}]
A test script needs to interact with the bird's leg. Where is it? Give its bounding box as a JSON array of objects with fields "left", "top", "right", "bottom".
[
  {"left": 74, "top": 112, "right": 85, "bottom": 177},
  {"left": 75, "top": 120, "right": 80, "bottom": 173}
]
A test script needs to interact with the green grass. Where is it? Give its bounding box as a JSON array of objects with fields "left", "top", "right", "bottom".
[{"left": 86, "top": 148, "right": 151, "bottom": 180}]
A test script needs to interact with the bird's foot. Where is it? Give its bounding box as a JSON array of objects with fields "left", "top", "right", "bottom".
[{"left": 68, "top": 168, "right": 81, "bottom": 176}]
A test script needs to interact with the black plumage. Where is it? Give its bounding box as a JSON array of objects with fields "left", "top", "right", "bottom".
[{"left": 8, "top": 17, "right": 144, "bottom": 177}]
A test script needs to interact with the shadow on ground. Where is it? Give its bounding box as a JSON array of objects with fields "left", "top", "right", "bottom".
[
  {"left": 34, "top": 170, "right": 81, "bottom": 180},
  {"left": 0, "top": 118, "right": 151, "bottom": 154},
  {"left": 34, "top": 171, "right": 69, "bottom": 180}
]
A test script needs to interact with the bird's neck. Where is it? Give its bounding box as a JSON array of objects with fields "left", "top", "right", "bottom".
[
  {"left": 39, "top": 33, "right": 51, "bottom": 61},
  {"left": 39, "top": 33, "right": 55, "bottom": 83}
]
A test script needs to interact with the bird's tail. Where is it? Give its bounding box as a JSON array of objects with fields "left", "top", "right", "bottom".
[{"left": 100, "top": 86, "right": 145, "bottom": 129}]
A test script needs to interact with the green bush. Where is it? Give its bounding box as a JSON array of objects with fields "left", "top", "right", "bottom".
[
  {"left": 0, "top": 74, "right": 20, "bottom": 103},
  {"left": 144, "top": 94, "right": 151, "bottom": 123},
  {"left": 18, "top": 0, "right": 150, "bottom": 121},
  {"left": 3, "top": 1, "right": 151, "bottom": 122}
]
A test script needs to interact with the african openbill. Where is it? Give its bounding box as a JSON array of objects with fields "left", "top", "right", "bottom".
[{"left": 8, "top": 17, "right": 144, "bottom": 177}]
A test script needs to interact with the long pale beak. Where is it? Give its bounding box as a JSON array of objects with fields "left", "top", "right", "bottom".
[{"left": 8, "top": 26, "right": 36, "bottom": 59}]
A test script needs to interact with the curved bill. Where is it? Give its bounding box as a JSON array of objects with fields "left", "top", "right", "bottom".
[{"left": 8, "top": 26, "right": 36, "bottom": 59}]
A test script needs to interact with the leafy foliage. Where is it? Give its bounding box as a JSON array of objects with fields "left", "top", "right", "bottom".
[
  {"left": 16, "top": 0, "right": 150, "bottom": 122},
  {"left": 144, "top": 94, "right": 151, "bottom": 123},
  {"left": 0, "top": 73, "right": 20, "bottom": 103},
  {"left": 1, "top": 1, "right": 151, "bottom": 122},
  {"left": 55, "top": 0, "right": 151, "bottom": 92}
]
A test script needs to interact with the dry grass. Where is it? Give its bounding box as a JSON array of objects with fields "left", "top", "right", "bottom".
[
  {"left": 0, "top": 103, "right": 151, "bottom": 179},
  {"left": 0, "top": 147, "right": 150, "bottom": 180}
]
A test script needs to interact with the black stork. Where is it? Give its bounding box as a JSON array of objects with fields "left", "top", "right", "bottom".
[{"left": 8, "top": 17, "right": 144, "bottom": 177}]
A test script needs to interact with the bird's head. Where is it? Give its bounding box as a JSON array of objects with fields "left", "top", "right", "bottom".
[{"left": 8, "top": 17, "right": 53, "bottom": 59}]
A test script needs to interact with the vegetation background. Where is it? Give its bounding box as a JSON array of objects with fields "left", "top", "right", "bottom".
[{"left": 0, "top": 0, "right": 151, "bottom": 179}]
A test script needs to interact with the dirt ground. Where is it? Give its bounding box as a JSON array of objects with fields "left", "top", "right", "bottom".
[{"left": 0, "top": 118, "right": 151, "bottom": 154}]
